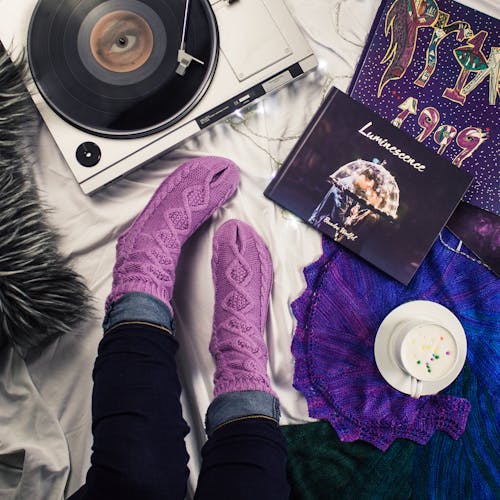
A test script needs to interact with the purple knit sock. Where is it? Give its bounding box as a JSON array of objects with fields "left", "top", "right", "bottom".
[
  {"left": 106, "top": 157, "right": 240, "bottom": 314},
  {"left": 210, "top": 219, "right": 276, "bottom": 398}
]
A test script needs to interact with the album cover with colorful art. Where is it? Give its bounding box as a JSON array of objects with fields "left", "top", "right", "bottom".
[
  {"left": 349, "top": 0, "right": 499, "bottom": 216},
  {"left": 264, "top": 88, "right": 472, "bottom": 284},
  {"left": 447, "top": 203, "right": 500, "bottom": 276}
]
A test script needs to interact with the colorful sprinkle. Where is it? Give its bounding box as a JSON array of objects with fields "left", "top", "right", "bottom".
[
  {"left": 440, "top": 336, "right": 444, "bottom": 341},
  {"left": 416, "top": 360, "right": 421, "bottom": 364},
  {"left": 445, "top": 351, "right": 450, "bottom": 356}
]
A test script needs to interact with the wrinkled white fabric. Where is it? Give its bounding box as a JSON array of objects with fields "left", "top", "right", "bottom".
[{"left": 0, "top": 348, "right": 69, "bottom": 500}]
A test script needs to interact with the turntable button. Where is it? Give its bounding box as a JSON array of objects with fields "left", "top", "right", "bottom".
[{"left": 76, "top": 142, "right": 102, "bottom": 167}]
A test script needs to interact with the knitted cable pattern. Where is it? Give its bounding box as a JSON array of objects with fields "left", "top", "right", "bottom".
[
  {"left": 210, "top": 220, "right": 276, "bottom": 398},
  {"left": 106, "top": 157, "right": 240, "bottom": 313}
]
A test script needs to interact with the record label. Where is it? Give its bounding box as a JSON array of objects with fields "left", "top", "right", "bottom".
[{"left": 89, "top": 10, "right": 155, "bottom": 73}]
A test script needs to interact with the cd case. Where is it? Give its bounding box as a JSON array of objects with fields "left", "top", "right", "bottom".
[{"left": 264, "top": 88, "right": 472, "bottom": 285}]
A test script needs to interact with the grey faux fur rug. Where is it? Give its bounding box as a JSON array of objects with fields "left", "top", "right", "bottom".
[{"left": 0, "top": 46, "right": 90, "bottom": 353}]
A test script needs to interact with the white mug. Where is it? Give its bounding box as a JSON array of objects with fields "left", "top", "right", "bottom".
[{"left": 390, "top": 319, "right": 459, "bottom": 398}]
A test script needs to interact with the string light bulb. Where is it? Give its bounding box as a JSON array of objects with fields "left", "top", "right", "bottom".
[{"left": 318, "top": 58, "right": 328, "bottom": 72}]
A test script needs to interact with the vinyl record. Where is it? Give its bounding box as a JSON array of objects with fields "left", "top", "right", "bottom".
[{"left": 28, "top": 0, "right": 218, "bottom": 138}]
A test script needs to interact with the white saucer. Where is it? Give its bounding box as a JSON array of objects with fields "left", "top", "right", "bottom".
[{"left": 374, "top": 301, "right": 467, "bottom": 397}]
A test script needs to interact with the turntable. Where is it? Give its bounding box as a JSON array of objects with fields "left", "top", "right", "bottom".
[{"left": 0, "top": 0, "right": 317, "bottom": 194}]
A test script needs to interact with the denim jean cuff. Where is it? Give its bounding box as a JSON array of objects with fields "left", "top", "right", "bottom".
[
  {"left": 205, "top": 391, "right": 281, "bottom": 436},
  {"left": 102, "top": 292, "right": 174, "bottom": 335}
]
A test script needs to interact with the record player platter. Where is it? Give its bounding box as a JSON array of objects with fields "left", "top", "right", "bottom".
[{"left": 28, "top": 0, "right": 218, "bottom": 138}]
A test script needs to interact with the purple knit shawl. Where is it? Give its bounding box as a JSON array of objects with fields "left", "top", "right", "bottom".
[{"left": 291, "top": 230, "right": 498, "bottom": 451}]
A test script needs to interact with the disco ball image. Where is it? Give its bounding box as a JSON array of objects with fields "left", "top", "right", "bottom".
[{"left": 308, "top": 159, "right": 400, "bottom": 241}]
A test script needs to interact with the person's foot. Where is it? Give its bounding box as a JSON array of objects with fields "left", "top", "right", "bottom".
[
  {"left": 106, "top": 157, "right": 240, "bottom": 314},
  {"left": 210, "top": 219, "right": 276, "bottom": 397}
]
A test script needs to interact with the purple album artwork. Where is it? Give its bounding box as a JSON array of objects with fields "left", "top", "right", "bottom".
[
  {"left": 349, "top": 0, "right": 499, "bottom": 216},
  {"left": 447, "top": 203, "right": 500, "bottom": 276}
]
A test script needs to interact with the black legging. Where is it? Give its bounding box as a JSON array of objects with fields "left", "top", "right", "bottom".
[{"left": 69, "top": 324, "right": 289, "bottom": 500}]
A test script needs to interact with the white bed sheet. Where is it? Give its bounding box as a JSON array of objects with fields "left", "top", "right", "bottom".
[{"left": 3, "top": 1, "right": 496, "bottom": 498}]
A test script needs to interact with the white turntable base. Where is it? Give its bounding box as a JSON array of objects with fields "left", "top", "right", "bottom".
[{"left": 0, "top": 0, "right": 316, "bottom": 194}]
